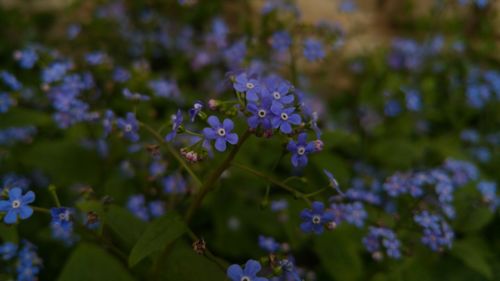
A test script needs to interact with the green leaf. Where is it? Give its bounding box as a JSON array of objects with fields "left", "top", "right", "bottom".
[
  {"left": 129, "top": 213, "right": 186, "bottom": 267},
  {"left": 158, "top": 240, "right": 226, "bottom": 281},
  {"left": 451, "top": 238, "right": 493, "bottom": 280},
  {"left": 314, "top": 228, "right": 363, "bottom": 281},
  {"left": 57, "top": 243, "right": 136, "bottom": 281},
  {"left": 0, "top": 224, "right": 18, "bottom": 243},
  {"left": 104, "top": 205, "right": 147, "bottom": 251}
]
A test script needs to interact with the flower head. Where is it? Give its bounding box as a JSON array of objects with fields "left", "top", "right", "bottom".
[
  {"left": 227, "top": 259, "right": 268, "bottom": 281},
  {"left": 203, "top": 116, "right": 238, "bottom": 152},
  {"left": 117, "top": 112, "right": 140, "bottom": 142},
  {"left": 300, "top": 201, "right": 333, "bottom": 234},
  {"left": 271, "top": 103, "right": 301, "bottom": 134},
  {"left": 189, "top": 101, "right": 203, "bottom": 122},
  {"left": 233, "top": 73, "right": 261, "bottom": 102},
  {"left": 287, "top": 133, "right": 314, "bottom": 167},
  {"left": 0, "top": 188, "right": 35, "bottom": 224},
  {"left": 165, "top": 110, "right": 183, "bottom": 142},
  {"left": 303, "top": 38, "right": 325, "bottom": 62}
]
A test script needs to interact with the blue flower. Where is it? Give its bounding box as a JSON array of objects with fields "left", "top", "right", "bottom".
[
  {"left": 0, "top": 92, "right": 14, "bottom": 113},
  {"left": 477, "top": 181, "right": 498, "bottom": 210},
  {"left": 42, "top": 62, "right": 69, "bottom": 84},
  {"left": 300, "top": 201, "right": 334, "bottom": 234},
  {"left": 271, "top": 31, "right": 292, "bottom": 52},
  {"left": 203, "top": 116, "right": 238, "bottom": 152},
  {"left": 303, "top": 39, "right": 325, "bottom": 62},
  {"left": 0, "top": 242, "right": 17, "bottom": 260},
  {"left": 112, "top": 67, "right": 131, "bottom": 83},
  {"left": 117, "top": 112, "right": 140, "bottom": 142},
  {"left": 189, "top": 101, "right": 203, "bottom": 122},
  {"left": 363, "top": 227, "right": 401, "bottom": 260},
  {"left": 323, "top": 169, "right": 343, "bottom": 195},
  {"left": 0, "top": 71, "right": 22, "bottom": 91},
  {"left": 85, "top": 51, "right": 106, "bottom": 65},
  {"left": 247, "top": 97, "right": 273, "bottom": 129},
  {"left": 271, "top": 103, "right": 301, "bottom": 134},
  {"left": 233, "top": 73, "right": 261, "bottom": 102},
  {"left": 227, "top": 259, "right": 268, "bottom": 281},
  {"left": 127, "top": 195, "right": 150, "bottom": 221},
  {"left": 0, "top": 188, "right": 35, "bottom": 224},
  {"left": 265, "top": 78, "right": 293, "bottom": 105},
  {"left": 162, "top": 174, "right": 187, "bottom": 194},
  {"left": 148, "top": 201, "right": 165, "bottom": 218},
  {"left": 15, "top": 48, "right": 38, "bottom": 69},
  {"left": 165, "top": 109, "right": 183, "bottom": 142},
  {"left": 102, "top": 110, "right": 115, "bottom": 137},
  {"left": 343, "top": 202, "right": 367, "bottom": 228},
  {"left": 148, "top": 79, "right": 181, "bottom": 99},
  {"left": 123, "top": 88, "right": 150, "bottom": 101},
  {"left": 287, "top": 133, "right": 314, "bottom": 167},
  {"left": 258, "top": 235, "right": 280, "bottom": 253},
  {"left": 414, "top": 211, "right": 440, "bottom": 230}
]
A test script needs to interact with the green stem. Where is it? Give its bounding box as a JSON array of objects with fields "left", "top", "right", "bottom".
[
  {"left": 304, "top": 187, "right": 329, "bottom": 198},
  {"left": 185, "top": 130, "right": 252, "bottom": 222},
  {"left": 139, "top": 122, "right": 202, "bottom": 187},
  {"left": 48, "top": 184, "right": 61, "bottom": 207},
  {"left": 231, "top": 162, "right": 311, "bottom": 205},
  {"left": 32, "top": 206, "right": 51, "bottom": 214}
]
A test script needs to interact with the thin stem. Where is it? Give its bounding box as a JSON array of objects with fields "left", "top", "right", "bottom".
[
  {"left": 231, "top": 162, "right": 311, "bottom": 205},
  {"left": 48, "top": 184, "right": 61, "bottom": 207},
  {"left": 185, "top": 228, "right": 229, "bottom": 270},
  {"left": 139, "top": 121, "right": 202, "bottom": 187},
  {"left": 185, "top": 129, "right": 252, "bottom": 222},
  {"left": 32, "top": 206, "right": 51, "bottom": 214},
  {"left": 304, "top": 187, "right": 329, "bottom": 198}
]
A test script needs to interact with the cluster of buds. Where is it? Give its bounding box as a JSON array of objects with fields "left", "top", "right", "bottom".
[{"left": 180, "top": 148, "right": 203, "bottom": 163}]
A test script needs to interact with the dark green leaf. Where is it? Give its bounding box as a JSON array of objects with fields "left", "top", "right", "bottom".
[
  {"left": 57, "top": 243, "right": 136, "bottom": 281},
  {"left": 129, "top": 213, "right": 186, "bottom": 267},
  {"left": 451, "top": 238, "right": 493, "bottom": 280}
]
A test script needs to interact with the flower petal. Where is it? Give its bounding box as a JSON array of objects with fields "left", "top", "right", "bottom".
[
  {"left": 280, "top": 122, "right": 292, "bottom": 134},
  {"left": 227, "top": 264, "right": 243, "bottom": 281},
  {"left": 226, "top": 133, "right": 238, "bottom": 145},
  {"left": 19, "top": 206, "right": 33, "bottom": 220},
  {"left": 243, "top": 260, "right": 261, "bottom": 277},
  {"left": 4, "top": 209, "right": 18, "bottom": 224},
  {"left": 215, "top": 138, "right": 227, "bottom": 152},
  {"left": 8, "top": 188, "right": 22, "bottom": 200},
  {"left": 207, "top": 115, "right": 220, "bottom": 128},
  {"left": 0, "top": 200, "right": 11, "bottom": 212},
  {"left": 223, "top": 119, "right": 234, "bottom": 131},
  {"left": 22, "top": 191, "right": 35, "bottom": 204}
]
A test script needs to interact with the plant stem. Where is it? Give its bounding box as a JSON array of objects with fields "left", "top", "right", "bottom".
[
  {"left": 139, "top": 121, "right": 202, "bottom": 187},
  {"left": 304, "top": 187, "right": 329, "bottom": 198},
  {"left": 184, "top": 129, "right": 252, "bottom": 222},
  {"left": 32, "top": 206, "right": 51, "bottom": 214},
  {"left": 231, "top": 162, "right": 311, "bottom": 205},
  {"left": 48, "top": 184, "right": 61, "bottom": 207}
]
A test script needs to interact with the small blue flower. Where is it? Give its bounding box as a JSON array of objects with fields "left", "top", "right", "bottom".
[
  {"left": 287, "top": 133, "right": 314, "bottom": 168},
  {"left": 0, "top": 92, "right": 14, "bottom": 113},
  {"left": 303, "top": 38, "right": 325, "bottom": 62},
  {"left": 148, "top": 201, "right": 165, "bottom": 218},
  {"left": 265, "top": 78, "right": 293, "bottom": 105},
  {"left": 271, "top": 31, "right": 292, "bottom": 52},
  {"left": 227, "top": 259, "right": 268, "bottom": 281},
  {"left": 50, "top": 207, "right": 72, "bottom": 227},
  {"left": 247, "top": 97, "right": 273, "bottom": 129},
  {"left": 165, "top": 110, "right": 183, "bottom": 142},
  {"left": 270, "top": 103, "right": 301, "bottom": 134},
  {"left": 0, "top": 242, "right": 17, "bottom": 260},
  {"left": 343, "top": 202, "right": 367, "bottom": 228},
  {"left": 0, "top": 71, "right": 22, "bottom": 91},
  {"left": 233, "top": 73, "right": 261, "bottom": 102},
  {"left": 127, "top": 195, "right": 150, "bottom": 221},
  {"left": 300, "top": 201, "right": 334, "bottom": 234},
  {"left": 102, "top": 110, "right": 115, "bottom": 138},
  {"left": 15, "top": 48, "right": 38, "bottom": 69},
  {"left": 85, "top": 51, "right": 106, "bottom": 65},
  {"left": 189, "top": 101, "right": 203, "bottom": 122},
  {"left": 112, "top": 67, "right": 131, "bottom": 83},
  {"left": 203, "top": 116, "right": 238, "bottom": 152},
  {"left": 162, "top": 174, "right": 188, "bottom": 194},
  {"left": 258, "top": 235, "right": 280, "bottom": 253},
  {"left": 117, "top": 112, "right": 140, "bottom": 142},
  {"left": 323, "top": 169, "right": 343, "bottom": 195},
  {"left": 0, "top": 187, "right": 35, "bottom": 224}
]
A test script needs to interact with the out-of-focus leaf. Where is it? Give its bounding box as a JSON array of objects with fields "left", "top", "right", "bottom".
[
  {"left": 57, "top": 243, "right": 135, "bottom": 281},
  {"left": 129, "top": 213, "right": 186, "bottom": 267},
  {"left": 314, "top": 228, "right": 363, "bottom": 281},
  {"left": 158, "top": 240, "right": 226, "bottom": 281},
  {"left": 451, "top": 238, "right": 493, "bottom": 280},
  {"left": 0, "top": 224, "right": 17, "bottom": 243},
  {"left": 104, "top": 205, "right": 147, "bottom": 251}
]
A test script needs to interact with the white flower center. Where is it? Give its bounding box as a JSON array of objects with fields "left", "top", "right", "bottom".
[
  {"left": 297, "top": 146, "right": 306, "bottom": 155},
  {"left": 11, "top": 200, "right": 21, "bottom": 209},
  {"left": 240, "top": 277, "right": 251, "bottom": 281},
  {"left": 312, "top": 215, "right": 321, "bottom": 224},
  {"left": 59, "top": 212, "right": 69, "bottom": 221},
  {"left": 272, "top": 91, "right": 281, "bottom": 99},
  {"left": 194, "top": 103, "right": 202, "bottom": 109},
  {"left": 258, "top": 109, "right": 266, "bottom": 118},
  {"left": 125, "top": 124, "right": 132, "bottom": 132},
  {"left": 246, "top": 82, "right": 255, "bottom": 89},
  {"left": 217, "top": 128, "right": 226, "bottom": 136},
  {"left": 280, "top": 113, "right": 288, "bottom": 120}
]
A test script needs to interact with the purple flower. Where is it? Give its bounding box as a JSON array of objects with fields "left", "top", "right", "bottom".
[
  {"left": 165, "top": 110, "right": 183, "bottom": 142},
  {"left": 265, "top": 78, "right": 293, "bottom": 105},
  {"left": 203, "top": 116, "right": 238, "bottom": 152},
  {"left": 300, "top": 201, "right": 334, "bottom": 234},
  {"left": 0, "top": 187, "right": 35, "bottom": 224},
  {"left": 287, "top": 133, "right": 314, "bottom": 168},
  {"left": 233, "top": 73, "right": 261, "bottom": 102},
  {"left": 271, "top": 103, "right": 301, "bottom": 134},
  {"left": 247, "top": 97, "right": 273, "bottom": 129},
  {"left": 303, "top": 39, "right": 325, "bottom": 62},
  {"left": 117, "top": 112, "right": 140, "bottom": 142},
  {"left": 227, "top": 259, "right": 268, "bottom": 281}
]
